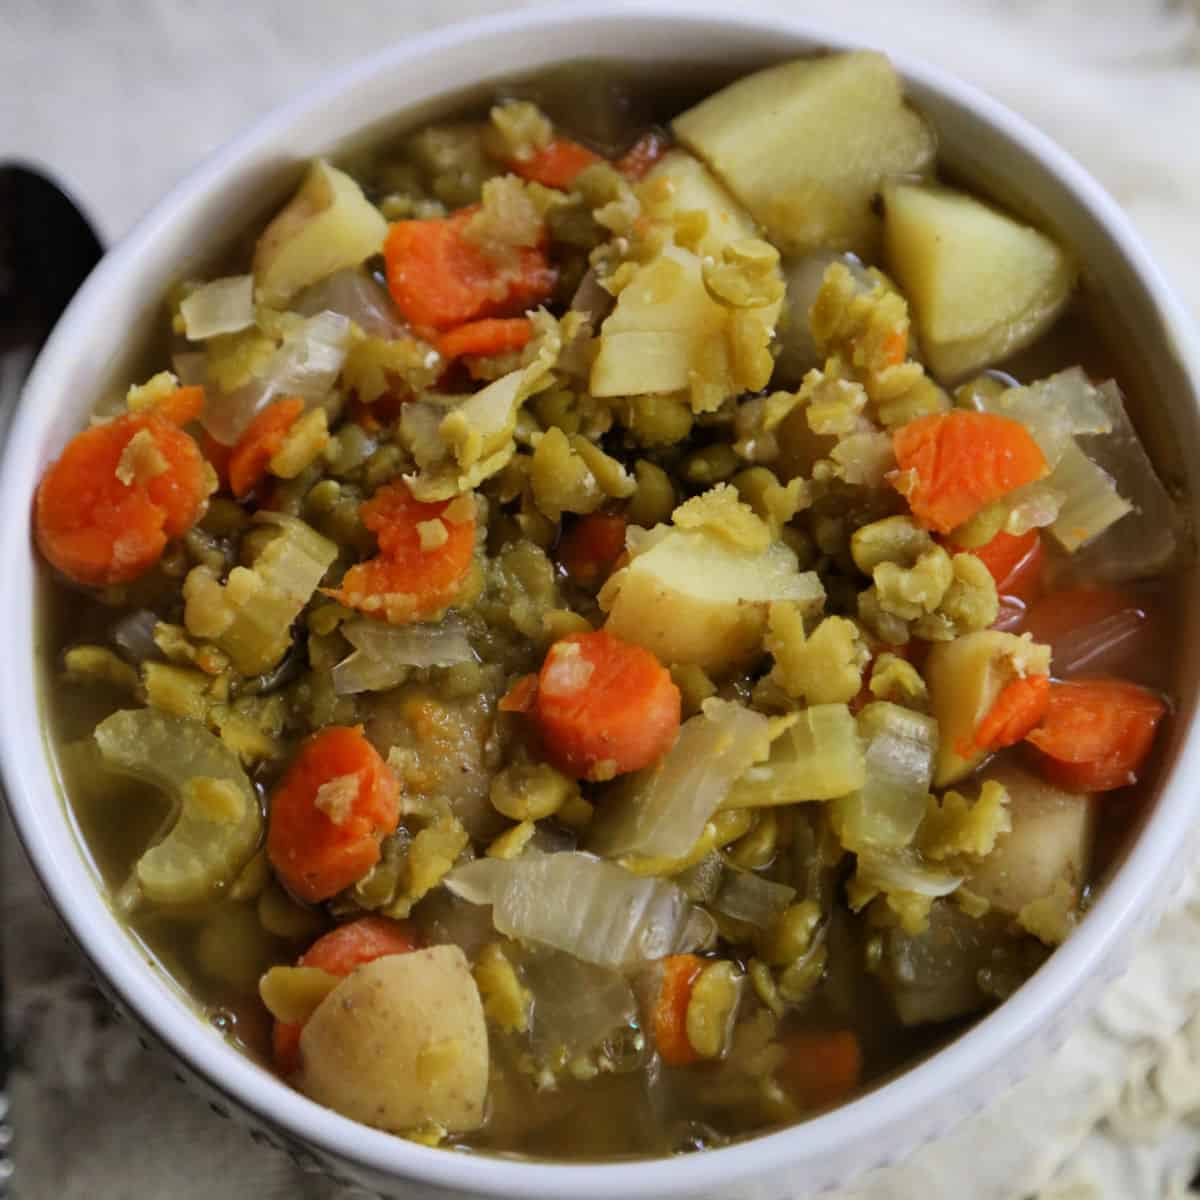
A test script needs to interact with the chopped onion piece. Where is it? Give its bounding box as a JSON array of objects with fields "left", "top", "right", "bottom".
[
  {"left": 856, "top": 849, "right": 962, "bottom": 898},
  {"left": 332, "top": 617, "right": 476, "bottom": 695},
  {"left": 1002, "top": 480, "right": 1064, "bottom": 536},
  {"left": 832, "top": 703, "right": 938, "bottom": 853},
  {"left": 180, "top": 275, "right": 255, "bottom": 340},
  {"left": 172, "top": 351, "right": 208, "bottom": 388},
  {"left": 1047, "top": 440, "right": 1133, "bottom": 552},
  {"left": 445, "top": 852, "right": 707, "bottom": 969},
  {"left": 966, "top": 367, "right": 1111, "bottom": 466},
  {"left": 588, "top": 699, "right": 771, "bottom": 861},
  {"left": 569, "top": 268, "right": 614, "bottom": 326},
  {"left": 1044, "top": 605, "right": 1149, "bottom": 679},
  {"left": 521, "top": 950, "right": 638, "bottom": 1060},
  {"left": 293, "top": 268, "right": 403, "bottom": 339},
  {"left": 713, "top": 871, "right": 796, "bottom": 928},
  {"left": 1069, "top": 380, "right": 1180, "bottom": 580},
  {"left": 202, "top": 310, "right": 351, "bottom": 444}
]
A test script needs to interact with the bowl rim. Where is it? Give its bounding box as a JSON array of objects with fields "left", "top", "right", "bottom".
[{"left": 4, "top": 2, "right": 1200, "bottom": 1196}]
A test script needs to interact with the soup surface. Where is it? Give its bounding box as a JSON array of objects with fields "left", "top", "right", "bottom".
[{"left": 39, "top": 52, "right": 1185, "bottom": 1158}]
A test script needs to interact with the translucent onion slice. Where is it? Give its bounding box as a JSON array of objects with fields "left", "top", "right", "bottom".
[
  {"left": 179, "top": 275, "right": 255, "bottom": 341},
  {"left": 1047, "top": 440, "right": 1133, "bottom": 552},
  {"left": 856, "top": 849, "right": 962, "bottom": 898},
  {"left": 521, "top": 949, "right": 638, "bottom": 1059},
  {"left": 445, "top": 852, "right": 708, "bottom": 969},
  {"left": 775, "top": 251, "right": 870, "bottom": 384},
  {"left": 832, "top": 703, "right": 938, "bottom": 853},
  {"left": 293, "top": 268, "right": 403, "bottom": 339},
  {"left": 201, "top": 310, "right": 351, "bottom": 445},
  {"left": 588, "top": 699, "right": 771, "bottom": 861},
  {"left": 332, "top": 617, "right": 476, "bottom": 695},
  {"left": 713, "top": 870, "right": 796, "bottom": 928}
]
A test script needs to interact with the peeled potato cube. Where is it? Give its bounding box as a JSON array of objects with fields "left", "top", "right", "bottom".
[
  {"left": 598, "top": 526, "right": 824, "bottom": 674},
  {"left": 299, "top": 946, "right": 488, "bottom": 1134},
  {"left": 639, "top": 149, "right": 759, "bottom": 259},
  {"left": 923, "top": 630, "right": 1051, "bottom": 787},
  {"left": 883, "top": 181, "right": 1077, "bottom": 382},
  {"left": 673, "top": 51, "right": 935, "bottom": 257},
  {"left": 968, "top": 762, "right": 1093, "bottom": 916},
  {"left": 253, "top": 159, "right": 388, "bottom": 307}
]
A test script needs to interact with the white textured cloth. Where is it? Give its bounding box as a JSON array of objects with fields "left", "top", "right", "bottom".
[{"left": 2, "top": 2, "right": 1199, "bottom": 1197}]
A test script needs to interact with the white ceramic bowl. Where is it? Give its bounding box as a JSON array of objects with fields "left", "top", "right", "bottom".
[{"left": 4, "top": 5, "right": 1200, "bottom": 1198}]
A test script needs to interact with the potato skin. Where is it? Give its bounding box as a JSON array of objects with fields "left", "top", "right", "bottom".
[
  {"left": 298, "top": 945, "right": 488, "bottom": 1133},
  {"left": 968, "top": 762, "right": 1093, "bottom": 916}
]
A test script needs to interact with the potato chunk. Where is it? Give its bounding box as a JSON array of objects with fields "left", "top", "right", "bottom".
[
  {"left": 968, "top": 762, "right": 1093, "bottom": 917},
  {"left": 673, "top": 52, "right": 935, "bottom": 256},
  {"left": 924, "top": 631, "right": 1051, "bottom": 786},
  {"left": 883, "top": 181, "right": 1077, "bottom": 381},
  {"left": 639, "top": 150, "right": 759, "bottom": 259},
  {"left": 254, "top": 159, "right": 388, "bottom": 307},
  {"left": 598, "top": 525, "right": 824, "bottom": 674},
  {"left": 299, "top": 946, "right": 488, "bottom": 1134}
]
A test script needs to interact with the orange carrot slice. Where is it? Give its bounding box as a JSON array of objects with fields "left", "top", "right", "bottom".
[
  {"left": 272, "top": 916, "right": 420, "bottom": 1074},
  {"left": 509, "top": 137, "right": 602, "bottom": 189},
  {"left": 436, "top": 317, "right": 533, "bottom": 362},
  {"left": 893, "top": 410, "right": 1047, "bottom": 534},
  {"left": 266, "top": 726, "right": 401, "bottom": 904},
  {"left": 325, "top": 481, "right": 477, "bottom": 624},
  {"left": 971, "top": 673, "right": 1051, "bottom": 753},
  {"left": 227, "top": 397, "right": 305, "bottom": 500},
  {"left": 384, "top": 208, "right": 557, "bottom": 331},
  {"left": 776, "top": 1031, "right": 863, "bottom": 1111},
  {"left": 557, "top": 513, "right": 628, "bottom": 589},
  {"left": 1025, "top": 678, "right": 1167, "bottom": 792},
  {"left": 499, "top": 673, "right": 538, "bottom": 714},
  {"left": 534, "top": 630, "right": 681, "bottom": 781},
  {"left": 654, "top": 954, "right": 704, "bottom": 1067},
  {"left": 35, "top": 410, "right": 212, "bottom": 586}
]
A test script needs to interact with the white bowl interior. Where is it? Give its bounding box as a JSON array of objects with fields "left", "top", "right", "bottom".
[{"left": 3, "top": 5, "right": 1200, "bottom": 1198}]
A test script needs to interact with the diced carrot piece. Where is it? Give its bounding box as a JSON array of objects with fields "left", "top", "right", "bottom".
[
  {"left": 384, "top": 208, "right": 557, "bottom": 331},
  {"left": 227, "top": 397, "right": 305, "bottom": 500},
  {"left": 776, "top": 1031, "right": 863, "bottom": 1112},
  {"left": 325, "top": 481, "right": 477, "bottom": 624},
  {"left": 892, "top": 411, "right": 1048, "bottom": 534},
  {"left": 499, "top": 673, "right": 538, "bottom": 714},
  {"left": 509, "top": 137, "right": 602, "bottom": 189},
  {"left": 970, "top": 673, "right": 1051, "bottom": 753},
  {"left": 272, "top": 916, "right": 420, "bottom": 1075},
  {"left": 436, "top": 317, "right": 533, "bottom": 362},
  {"left": 153, "top": 384, "right": 206, "bottom": 426},
  {"left": 654, "top": 954, "right": 704, "bottom": 1067},
  {"left": 197, "top": 429, "right": 233, "bottom": 492},
  {"left": 266, "top": 726, "right": 401, "bottom": 904},
  {"left": 35, "top": 410, "right": 212, "bottom": 587},
  {"left": 953, "top": 528, "right": 1045, "bottom": 607},
  {"left": 557, "top": 513, "right": 628, "bottom": 589},
  {"left": 1025, "top": 678, "right": 1167, "bottom": 792},
  {"left": 534, "top": 630, "right": 681, "bottom": 781},
  {"left": 615, "top": 129, "right": 671, "bottom": 181}
]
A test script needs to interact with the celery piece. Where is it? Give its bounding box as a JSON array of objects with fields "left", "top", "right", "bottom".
[
  {"left": 722, "top": 703, "right": 865, "bottom": 808},
  {"left": 95, "top": 708, "right": 262, "bottom": 905}
]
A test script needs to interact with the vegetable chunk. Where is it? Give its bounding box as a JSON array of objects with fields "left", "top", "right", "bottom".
[
  {"left": 299, "top": 946, "right": 488, "bottom": 1134},
  {"left": 267, "top": 726, "right": 401, "bottom": 903},
  {"left": 534, "top": 631, "right": 681, "bottom": 781},
  {"left": 883, "top": 181, "right": 1077, "bottom": 380},
  {"left": 36, "top": 410, "right": 212, "bottom": 586},
  {"left": 254, "top": 159, "right": 389, "bottom": 307},
  {"left": 674, "top": 52, "right": 935, "bottom": 256},
  {"left": 893, "top": 411, "right": 1048, "bottom": 534}
]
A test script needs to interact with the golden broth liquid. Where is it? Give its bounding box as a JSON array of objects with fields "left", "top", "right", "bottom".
[{"left": 39, "top": 59, "right": 1186, "bottom": 1160}]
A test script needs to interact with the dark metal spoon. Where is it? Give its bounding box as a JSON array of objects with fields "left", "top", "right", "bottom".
[{"left": 0, "top": 161, "right": 104, "bottom": 1194}]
